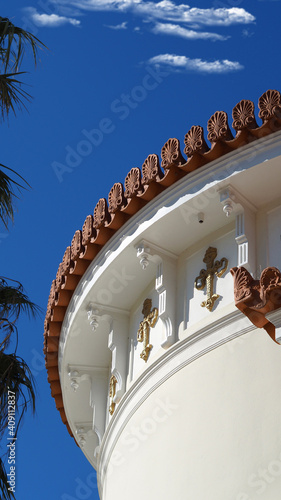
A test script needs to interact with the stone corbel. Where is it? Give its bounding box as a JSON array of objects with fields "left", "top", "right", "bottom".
[
  {"left": 135, "top": 240, "right": 177, "bottom": 348},
  {"left": 75, "top": 422, "right": 95, "bottom": 448},
  {"left": 87, "top": 304, "right": 112, "bottom": 332},
  {"left": 68, "top": 364, "right": 92, "bottom": 392},
  {"left": 219, "top": 186, "right": 257, "bottom": 273}
]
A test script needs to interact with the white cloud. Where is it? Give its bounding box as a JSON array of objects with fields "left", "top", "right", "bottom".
[
  {"left": 104, "top": 21, "right": 128, "bottom": 29},
  {"left": 152, "top": 22, "right": 229, "bottom": 41},
  {"left": 49, "top": 1, "right": 255, "bottom": 26},
  {"left": 147, "top": 53, "right": 244, "bottom": 73},
  {"left": 27, "top": 7, "right": 80, "bottom": 27}
]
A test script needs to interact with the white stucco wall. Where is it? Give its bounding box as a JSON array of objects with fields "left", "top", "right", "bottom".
[{"left": 101, "top": 329, "right": 281, "bottom": 500}]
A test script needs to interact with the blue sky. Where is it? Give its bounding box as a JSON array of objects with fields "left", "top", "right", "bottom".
[{"left": 1, "top": 1, "right": 281, "bottom": 499}]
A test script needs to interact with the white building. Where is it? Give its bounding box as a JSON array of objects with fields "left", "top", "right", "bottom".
[{"left": 45, "top": 89, "right": 281, "bottom": 500}]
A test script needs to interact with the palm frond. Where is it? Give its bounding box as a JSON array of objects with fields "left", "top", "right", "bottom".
[
  {"left": 0, "top": 17, "right": 46, "bottom": 120},
  {"left": 0, "top": 17, "right": 46, "bottom": 72},
  {"left": 0, "top": 72, "right": 31, "bottom": 120},
  {"left": 0, "top": 277, "right": 42, "bottom": 349},
  {"left": 0, "top": 163, "right": 31, "bottom": 229}
]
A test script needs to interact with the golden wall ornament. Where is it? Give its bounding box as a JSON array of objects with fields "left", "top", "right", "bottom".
[
  {"left": 195, "top": 247, "right": 228, "bottom": 312},
  {"left": 137, "top": 298, "right": 158, "bottom": 362},
  {"left": 109, "top": 374, "right": 117, "bottom": 415}
]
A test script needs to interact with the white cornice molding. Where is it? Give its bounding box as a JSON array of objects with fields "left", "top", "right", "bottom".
[{"left": 58, "top": 133, "right": 281, "bottom": 371}]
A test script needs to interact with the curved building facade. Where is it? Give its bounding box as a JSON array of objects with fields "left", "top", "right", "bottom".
[{"left": 45, "top": 89, "right": 281, "bottom": 500}]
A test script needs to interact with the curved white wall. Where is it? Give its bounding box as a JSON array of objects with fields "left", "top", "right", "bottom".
[{"left": 100, "top": 329, "right": 281, "bottom": 500}]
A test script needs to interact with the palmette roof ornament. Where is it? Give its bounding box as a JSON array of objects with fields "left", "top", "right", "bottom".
[
  {"left": 161, "top": 138, "right": 185, "bottom": 169},
  {"left": 43, "top": 88, "right": 281, "bottom": 439},
  {"left": 82, "top": 215, "right": 95, "bottom": 246},
  {"left": 61, "top": 246, "right": 72, "bottom": 275},
  {"left": 258, "top": 89, "right": 281, "bottom": 122},
  {"left": 142, "top": 154, "right": 162, "bottom": 184},
  {"left": 207, "top": 111, "right": 233, "bottom": 143},
  {"left": 93, "top": 198, "right": 110, "bottom": 229},
  {"left": 55, "top": 262, "right": 64, "bottom": 292},
  {"left": 46, "top": 281, "right": 56, "bottom": 320},
  {"left": 49, "top": 280, "right": 56, "bottom": 305},
  {"left": 71, "top": 230, "right": 83, "bottom": 261},
  {"left": 108, "top": 183, "right": 125, "bottom": 213},
  {"left": 184, "top": 126, "right": 209, "bottom": 157},
  {"left": 231, "top": 266, "right": 281, "bottom": 330},
  {"left": 124, "top": 167, "right": 143, "bottom": 197},
  {"left": 232, "top": 100, "right": 257, "bottom": 131}
]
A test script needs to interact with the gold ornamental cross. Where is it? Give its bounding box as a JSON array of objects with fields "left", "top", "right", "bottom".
[
  {"left": 109, "top": 374, "right": 117, "bottom": 415},
  {"left": 195, "top": 247, "right": 228, "bottom": 312},
  {"left": 137, "top": 298, "right": 158, "bottom": 362}
]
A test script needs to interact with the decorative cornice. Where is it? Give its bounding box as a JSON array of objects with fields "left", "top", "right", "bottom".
[{"left": 44, "top": 89, "right": 281, "bottom": 439}]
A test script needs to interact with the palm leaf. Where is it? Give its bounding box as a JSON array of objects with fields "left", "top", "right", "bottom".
[
  {"left": 0, "top": 17, "right": 46, "bottom": 120},
  {"left": 0, "top": 163, "right": 31, "bottom": 229},
  {"left": 0, "top": 72, "right": 31, "bottom": 120},
  {"left": 0, "top": 277, "right": 42, "bottom": 349},
  {"left": 0, "top": 17, "right": 46, "bottom": 72}
]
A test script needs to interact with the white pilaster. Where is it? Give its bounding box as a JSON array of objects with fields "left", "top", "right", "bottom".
[{"left": 136, "top": 240, "right": 177, "bottom": 348}]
